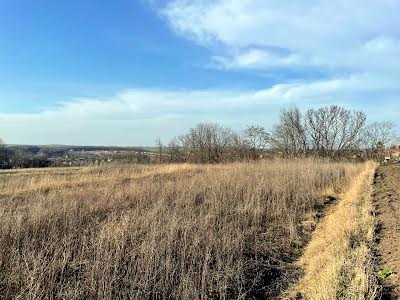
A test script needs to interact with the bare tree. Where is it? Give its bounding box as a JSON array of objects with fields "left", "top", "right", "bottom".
[
  {"left": 155, "top": 138, "right": 163, "bottom": 163},
  {"left": 172, "top": 123, "right": 234, "bottom": 163},
  {"left": 271, "top": 107, "right": 307, "bottom": 157},
  {"left": 167, "top": 137, "right": 184, "bottom": 163},
  {"left": 243, "top": 125, "right": 270, "bottom": 160},
  {"left": 271, "top": 106, "right": 366, "bottom": 158},
  {"left": 362, "top": 121, "right": 396, "bottom": 159},
  {"left": 362, "top": 121, "right": 396, "bottom": 148},
  {"left": 304, "top": 106, "right": 366, "bottom": 157},
  {"left": 228, "top": 132, "right": 247, "bottom": 161}
]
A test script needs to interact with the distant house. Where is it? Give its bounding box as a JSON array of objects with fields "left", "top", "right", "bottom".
[{"left": 390, "top": 147, "right": 400, "bottom": 158}]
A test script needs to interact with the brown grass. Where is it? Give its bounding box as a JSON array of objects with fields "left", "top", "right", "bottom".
[
  {"left": 0, "top": 159, "right": 364, "bottom": 299},
  {"left": 287, "top": 161, "right": 379, "bottom": 299}
]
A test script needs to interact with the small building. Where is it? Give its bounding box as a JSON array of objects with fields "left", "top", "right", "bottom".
[{"left": 390, "top": 147, "right": 400, "bottom": 158}]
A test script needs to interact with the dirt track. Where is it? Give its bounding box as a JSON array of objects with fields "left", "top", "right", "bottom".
[{"left": 373, "top": 165, "right": 400, "bottom": 298}]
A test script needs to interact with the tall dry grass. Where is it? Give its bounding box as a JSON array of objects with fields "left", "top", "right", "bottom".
[{"left": 0, "top": 160, "right": 363, "bottom": 299}]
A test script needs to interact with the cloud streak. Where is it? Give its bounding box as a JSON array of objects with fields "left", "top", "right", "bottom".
[{"left": 1, "top": 75, "right": 399, "bottom": 145}]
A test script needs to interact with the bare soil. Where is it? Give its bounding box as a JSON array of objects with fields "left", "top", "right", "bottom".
[{"left": 373, "top": 165, "right": 400, "bottom": 298}]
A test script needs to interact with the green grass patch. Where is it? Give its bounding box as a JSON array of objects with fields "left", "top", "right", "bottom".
[{"left": 378, "top": 266, "right": 395, "bottom": 280}]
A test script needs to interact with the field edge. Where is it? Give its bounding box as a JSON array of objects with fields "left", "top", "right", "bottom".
[{"left": 285, "top": 161, "right": 380, "bottom": 300}]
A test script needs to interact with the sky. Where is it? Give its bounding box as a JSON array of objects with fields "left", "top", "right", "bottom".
[{"left": 0, "top": 0, "right": 399, "bottom": 146}]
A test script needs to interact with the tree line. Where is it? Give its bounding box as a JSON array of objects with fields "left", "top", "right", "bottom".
[
  {"left": 0, "top": 105, "right": 397, "bottom": 168},
  {"left": 163, "top": 105, "right": 397, "bottom": 163},
  {"left": 0, "top": 143, "right": 51, "bottom": 169}
]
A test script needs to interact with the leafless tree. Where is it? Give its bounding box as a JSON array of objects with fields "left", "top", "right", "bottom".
[
  {"left": 271, "top": 106, "right": 366, "bottom": 158},
  {"left": 243, "top": 125, "right": 270, "bottom": 160},
  {"left": 304, "top": 106, "right": 366, "bottom": 157},
  {"left": 270, "top": 107, "right": 307, "bottom": 157},
  {"left": 362, "top": 121, "right": 396, "bottom": 159},
  {"left": 228, "top": 132, "right": 247, "bottom": 161},
  {"left": 362, "top": 121, "right": 396, "bottom": 148},
  {"left": 167, "top": 137, "right": 185, "bottom": 163},
  {"left": 172, "top": 123, "right": 234, "bottom": 163},
  {"left": 155, "top": 138, "right": 163, "bottom": 163}
]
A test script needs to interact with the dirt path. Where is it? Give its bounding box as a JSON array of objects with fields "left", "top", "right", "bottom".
[{"left": 373, "top": 165, "right": 400, "bottom": 298}]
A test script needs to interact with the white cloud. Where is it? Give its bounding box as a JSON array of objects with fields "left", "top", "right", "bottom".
[
  {"left": 213, "top": 49, "right": 314, "bottom": 70},
  {"left": 1, "top": 74, "right": 399, "bottom": 145},
  {"left": 363, "top": 36, "right": 400, "bottom": 54},
  {"left": 161, "top": 0, "right": 400, "bottom": 72}
]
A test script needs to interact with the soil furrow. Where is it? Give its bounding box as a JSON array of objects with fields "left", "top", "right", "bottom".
[{"left": 373, "top": 165, "right": 400, "bottom": 299}]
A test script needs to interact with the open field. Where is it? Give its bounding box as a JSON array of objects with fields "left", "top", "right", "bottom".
[{"left": 0, "top": 160, "right": 375, "bottom": 299}]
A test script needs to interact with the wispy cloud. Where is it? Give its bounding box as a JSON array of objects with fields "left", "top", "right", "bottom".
[
  {"left": 363, "top": 36, "right": 400, "bottom": 54},
  {"left": 161, "top": 0, "right": 400, "bottom": 74},
  {"left": 1, "top": 75, "right": 399, "bottom": 145},
  {"left": 213, "top": 49, "right": 316, "bottom": 70}
]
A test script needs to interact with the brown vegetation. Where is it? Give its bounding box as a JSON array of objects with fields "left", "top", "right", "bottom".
[
  {"left": 0, "top": 159, "right": 365, "bottom": 299},
  {"left": 287, "top": 161, "right": 378, "bottom": 299}
]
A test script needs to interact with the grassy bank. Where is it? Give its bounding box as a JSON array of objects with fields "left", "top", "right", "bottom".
[{"left": 287, "top": 161, "right": 379, "bottom": 299}]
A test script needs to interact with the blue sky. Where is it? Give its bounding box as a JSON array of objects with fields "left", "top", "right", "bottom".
[{"left": 0, "top": 0, "right": 399, "bottom": 145}]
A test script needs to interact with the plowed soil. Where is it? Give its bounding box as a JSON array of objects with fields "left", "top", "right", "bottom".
[{"left": 373, "top": 165, "right": 400, "bottom": 299}]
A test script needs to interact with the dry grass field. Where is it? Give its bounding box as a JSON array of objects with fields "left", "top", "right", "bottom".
[{"left": 0, "top": 160, "right": 372, "bottom": 299}]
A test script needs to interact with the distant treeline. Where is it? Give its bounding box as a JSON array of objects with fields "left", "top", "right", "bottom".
[
  {"left": 0, "top": 145, "right": 150, "bottom": 169},
  {"left": 0, "top": 105, "right": 397, "bottom": 168},
  {"left": 0, "top": 145, "right": 49, "bottom": 169}
]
